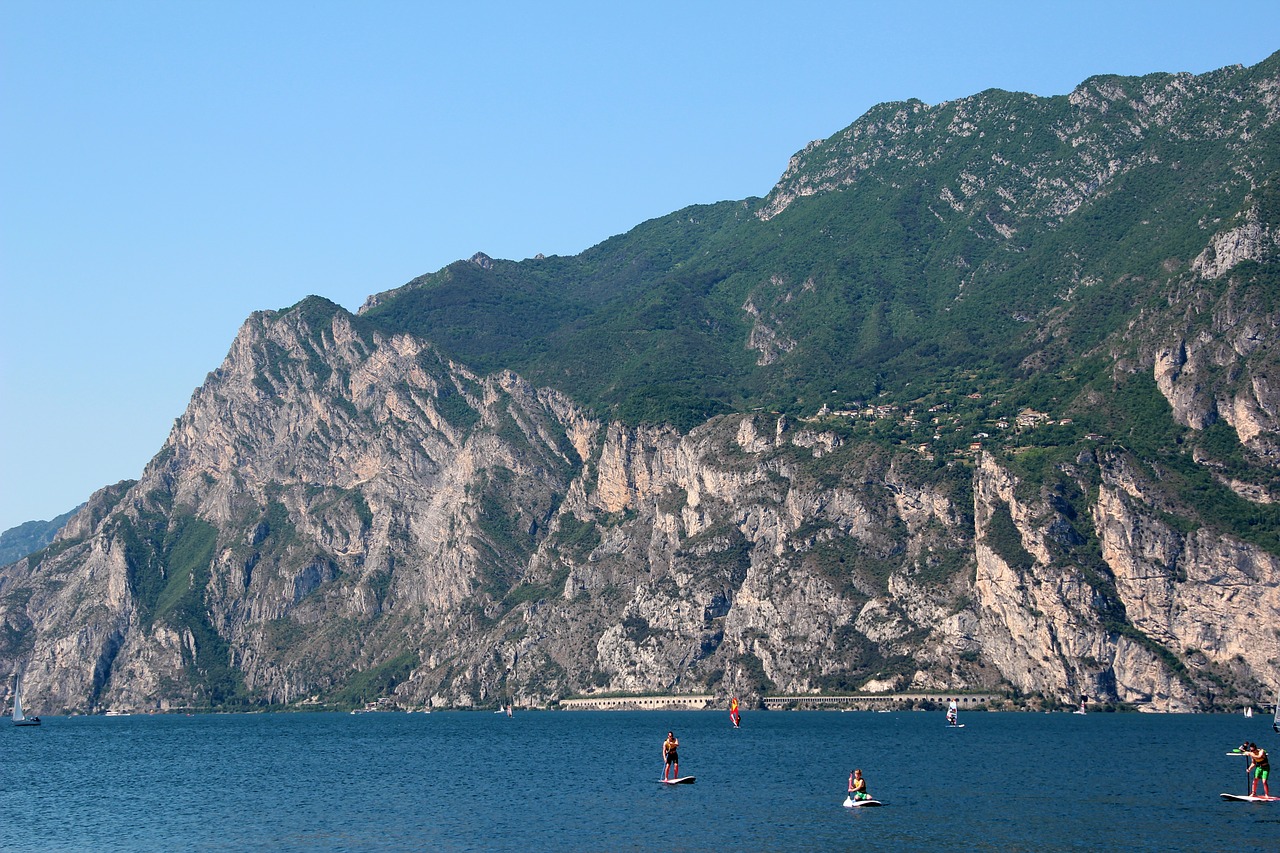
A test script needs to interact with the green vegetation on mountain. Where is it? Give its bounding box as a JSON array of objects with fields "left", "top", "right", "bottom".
[
  {"left": 358, "top": 54, "right": 1280, "bottom": 450},
  {"left": 109, "top": 510, "right": 247, "bottom": 707}
]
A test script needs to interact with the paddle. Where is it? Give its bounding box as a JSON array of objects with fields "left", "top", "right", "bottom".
[{"left": 1241, "top": 746, "right": 1254, "bottom": 797}]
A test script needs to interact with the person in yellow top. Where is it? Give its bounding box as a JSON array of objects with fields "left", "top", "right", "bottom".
[
  {"left": 848, "top": 769, "right": 871, "bottom": 801},
  {"left": 663, "top": 731, "right": 680, "bottom": 780}
]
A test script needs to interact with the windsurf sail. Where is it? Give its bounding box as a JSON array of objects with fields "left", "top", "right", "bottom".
[
  {"left": 1273, "top": 685, "right": 1279, "bottom": 733},
  {"left": 729, "top": 696, "right": 740, "bottom": 727}
]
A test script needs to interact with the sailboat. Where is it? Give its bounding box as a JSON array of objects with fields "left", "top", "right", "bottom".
[
  {"left": 1272, "top": 685, "right": 1279, "bottom": 734},
  {"left": 12, "top": 673, "right": 41, "bottom": 727}
]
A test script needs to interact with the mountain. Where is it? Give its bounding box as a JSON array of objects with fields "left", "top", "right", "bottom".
[
  {"left": 3, "top": 53, "right": 1278, "bottom": 714},
  {"left": 0, "top": 505, "right": 85, "bottom": 566},
  {"left": 359, "top": 55, "right": 1280, "bottom": 434}
]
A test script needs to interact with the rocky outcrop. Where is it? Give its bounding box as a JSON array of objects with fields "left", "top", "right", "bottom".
[
  {"left": 1141, "top": 230, "right": 1280, "bottom": 463},
  {"left": 4, "top": 296, "right": 1277, "bottom": 714},
  {"left": 1193, "top": 202, "right": 1280, "bottom": 281}
]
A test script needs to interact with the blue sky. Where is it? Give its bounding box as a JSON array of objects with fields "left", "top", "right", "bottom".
[{"left": 1, "top": 1, "right": 1276, "bottom": 532}]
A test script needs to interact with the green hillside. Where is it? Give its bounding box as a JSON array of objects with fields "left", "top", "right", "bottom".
[{"left": 359, "top": 53, "right": 1278, "bottom": 441}]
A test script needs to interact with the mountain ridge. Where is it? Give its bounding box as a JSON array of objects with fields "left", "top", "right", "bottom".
[
  {"left": 354, "top": 51, "right": 1278, "bottom": 432},
  {"left": 2, "top": 51, "right": 1278, "bottom": 714}
]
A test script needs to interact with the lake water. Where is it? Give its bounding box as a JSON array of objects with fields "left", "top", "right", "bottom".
[{"left": 1, "top": 709, "right": 1278, "bottom": 851}]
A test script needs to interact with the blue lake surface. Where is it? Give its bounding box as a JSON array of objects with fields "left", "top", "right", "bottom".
[{"left": 2, "top": 708, "right": 1278, "bottom": 851}]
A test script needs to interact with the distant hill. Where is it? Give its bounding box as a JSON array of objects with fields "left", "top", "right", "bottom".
[{"left": 0, "top": 505, "right": 84, "bottom": 566}]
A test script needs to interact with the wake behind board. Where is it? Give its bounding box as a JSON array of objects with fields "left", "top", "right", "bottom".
[
  {"left": 843, "top": 796, "right": 883, "bottom": 807},
  {"left": 1220, "top": 793, "right": 1280, "bottom": 802},
  {"left": 660, "top": 776, "right": 696, "bottom": 785}
]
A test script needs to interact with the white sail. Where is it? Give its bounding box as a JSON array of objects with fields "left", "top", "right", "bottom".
[
  {"left": 1273, "top": 686, "right": 1279, "bottom": 734},
  {"left": 11, "top": 671, "right": 39, "bottom": 725}
]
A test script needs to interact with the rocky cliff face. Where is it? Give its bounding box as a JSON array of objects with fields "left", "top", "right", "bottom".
[
  {"left": 1147, "top": 193, "right": 1280, "bottom": 466},
  {"left": 2, "top": 294, "right": 1278, "bottom": 713},
  {"left": 3, "top": 55, "right": 1279, "bottom": 715}
]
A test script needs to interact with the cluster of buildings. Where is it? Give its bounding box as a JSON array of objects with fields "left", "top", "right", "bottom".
[{"left": 815, "top": 394, "right": 1084, "bottom": 461}]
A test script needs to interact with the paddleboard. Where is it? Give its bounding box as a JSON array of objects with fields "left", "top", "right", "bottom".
[
  {"left": 1220, "top": 793, "right": 1280, "bottom": 802},
  {"left": 843, "top": 796, "right": 883, "bottom": 807},
  {"left": 945, "top": 723, "right": 965, "bottom": 728},
  {"left": 660, "top": 776, "right": 696, "bottom": 785}
]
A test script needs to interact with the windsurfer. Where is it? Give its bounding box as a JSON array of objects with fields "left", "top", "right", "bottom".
[{"left": 946, "top": 699, "right": 958, "bottom": 726}]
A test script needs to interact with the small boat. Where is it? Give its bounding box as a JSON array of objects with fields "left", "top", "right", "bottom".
[{"left": 12, "top": 673, "right": 40, "bottom": 727}]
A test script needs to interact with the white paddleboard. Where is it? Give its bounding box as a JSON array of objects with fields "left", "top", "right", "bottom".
[
  {"left": 843, "top": 796, "right": 883, "bottom": 807},
  {"left": 1220, "top": 793, "right": 1280, "bottom": 802},
  {"left": 660, "top": 776, "right": 696, "bottom": 785},
  {"left": 945, "top": 723, "right": 965, "bottom": 728}
]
